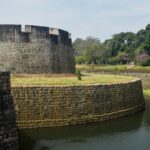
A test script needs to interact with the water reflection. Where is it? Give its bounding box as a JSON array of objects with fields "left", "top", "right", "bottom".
[
  {"left": 143, "top": 97, "right": 150, "bottom": 128},
  {"left": 19, "top": 101, "right": 149, "bottom": 150}
]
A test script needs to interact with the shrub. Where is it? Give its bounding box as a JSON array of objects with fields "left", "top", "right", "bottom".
[
  {"left": 139, "top": 58, "right": 150, "bottom": 66},
  {"left": 75, "top": 56, "right": 86, "bottom": 64},
  {"left": 76, "top": 69, "right": 82, "bottom": 80}
]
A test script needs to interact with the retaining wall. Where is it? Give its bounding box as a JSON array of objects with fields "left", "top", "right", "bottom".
[
  {"left": 0, "top": 72, "right": 18, "bottom": 150},
  {"left": 11, "top": 79, "right": 145, "bottom": 129}
]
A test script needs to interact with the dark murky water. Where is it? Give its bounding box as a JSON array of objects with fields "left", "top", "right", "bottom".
[{"left": 20, "top": 97, "right": 150, "bottom": 150}]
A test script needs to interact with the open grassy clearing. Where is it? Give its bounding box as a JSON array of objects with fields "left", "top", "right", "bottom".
[
  {"left": 11, "top": 74, "right": 136, "bottom": 86},
  {"left": 77, "top": 65, "right": 150, "bottom": 73},
  {"left": 77, "top": 65, "right": 150, "bottom": 99}
]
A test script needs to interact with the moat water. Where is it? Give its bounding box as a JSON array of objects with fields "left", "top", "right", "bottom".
[{"left": 20, "top": 96, "right": 150, "bottom": 150}]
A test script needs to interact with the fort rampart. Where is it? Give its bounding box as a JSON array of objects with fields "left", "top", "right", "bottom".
[
  {"left": 0, "top": 72, "right": 18, "bottom": 150},
  {"left": 0, "top": 25, "right": 75, "bottom": 73},
  {"left": 11, "top": 79, "right": 145, "bottom": 128}
]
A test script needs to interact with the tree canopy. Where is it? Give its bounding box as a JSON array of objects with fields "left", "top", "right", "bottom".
[{"left": 73, "top": 24, "right": 150, "bottom": 66}]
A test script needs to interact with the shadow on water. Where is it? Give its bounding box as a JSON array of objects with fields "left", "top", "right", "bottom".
[
  {"left": 19, "top": 108, "right": 145, "bottom": 150},
  {"left": 16, "top": 73, "right": 150, "bottom": 150},
  {"left": 143, "top": 96, "right": 150, "bottom": 126}
]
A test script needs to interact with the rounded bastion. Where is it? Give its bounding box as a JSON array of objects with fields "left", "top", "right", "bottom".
[
  {"left": 0, "top": 24, "right": 75, "bottom": 74},
  {"left": 11, "top": 75, "right": 145, "bottom": 128}
]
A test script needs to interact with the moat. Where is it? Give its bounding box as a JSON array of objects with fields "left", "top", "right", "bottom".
[{"left": 20, "top": 96, "right": 150, "bottom": 150}]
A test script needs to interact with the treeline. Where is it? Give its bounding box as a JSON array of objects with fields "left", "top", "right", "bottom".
[{"left": 73, "top": 24, "right": 150, "bottom": 66}]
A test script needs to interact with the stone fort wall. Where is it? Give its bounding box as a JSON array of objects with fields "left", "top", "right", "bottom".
[
  {"left": 0, "top": 25, "right": 75, "bottom": 73},
  {"left": 11, "top": 79, "right": 145, "bottom": 128},
  {"left": 0, "top": 72, "right": 18, "bottom": 150}
]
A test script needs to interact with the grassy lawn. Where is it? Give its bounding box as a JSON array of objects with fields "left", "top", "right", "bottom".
[
  {"left": 76, "top": 65, "right": 150, "bottom": 73},
  {"left": 144, "top": 89, "right": 150, "bottom": 97},
  {"left": 11, "top": 74, "right": 136, "bottom": 86}
]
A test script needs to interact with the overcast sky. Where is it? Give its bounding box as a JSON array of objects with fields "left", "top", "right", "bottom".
[{"left": 0, "top": 0, "right": 150, "bottom": 41}]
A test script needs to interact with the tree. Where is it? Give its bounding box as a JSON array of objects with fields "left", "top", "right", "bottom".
[
  {"left": 74, "top": 23, "right": 150, "bottom": 66},
  {"left": 73, "top": 37, "right": 108, "bottom": 64},
  {"left": 143, "top": 31, "right": 150, "bottom": 55},
  {"left": 104, "top": 32, "right": 135, "bottom": 62}
]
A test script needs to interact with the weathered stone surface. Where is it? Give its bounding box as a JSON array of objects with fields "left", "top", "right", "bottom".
[
  {"left": 11, "top": 79, "right": 145, "bottom": 128},
  {"left": 0, "top": 72, "right": 18, "bottom": 150},
  {"left": 0, "top": 25, "right": 75, "bottom": 74}
]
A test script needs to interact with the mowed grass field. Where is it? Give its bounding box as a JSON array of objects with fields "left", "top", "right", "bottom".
[{"left": 11, "top": 74, "right": 136, "bottom": 86}]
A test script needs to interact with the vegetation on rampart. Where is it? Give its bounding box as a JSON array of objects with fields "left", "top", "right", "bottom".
[{"left": 11, "top": 74, "right": 135, "bottom": 86}]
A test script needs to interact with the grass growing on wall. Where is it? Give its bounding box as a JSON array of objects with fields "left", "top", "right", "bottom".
[{"left": 11, "top": 74, "right": 136, "bottom": 86}]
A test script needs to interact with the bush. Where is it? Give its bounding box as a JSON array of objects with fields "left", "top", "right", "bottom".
[
  {"left": 75, "top": 56, "right": 86, "bottom": 64},
  {"left": 108, "top": 57, "right": 119, "bottom": 65},
  {"left": 76, "top": 70, "right": 82, "bottom": 80},
  {"left": 139, "top": 58, "right": 150, "bottom": 66}
]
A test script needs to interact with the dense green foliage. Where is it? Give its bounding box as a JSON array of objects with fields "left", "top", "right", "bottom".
[
  {"left": 74, "top": 24, "right": 150, "bottom": 65},
  {"left": 74, "top": 37, "right": 109, "bottom": 64}
]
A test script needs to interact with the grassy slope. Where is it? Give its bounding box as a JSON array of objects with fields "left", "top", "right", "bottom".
[{"left": 11, "top": 74, "right": 136, "bottom": 86}]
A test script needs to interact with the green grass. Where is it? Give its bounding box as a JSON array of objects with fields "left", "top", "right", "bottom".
[
  {"left": 11, "top": 74, "right": 136, "bottom": 86},
  {"left": 144, "top": 89, "right": 150, "bottom": 97},
  {"left": 76, "top": 65, "right": 150, "bottom": 73}
]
